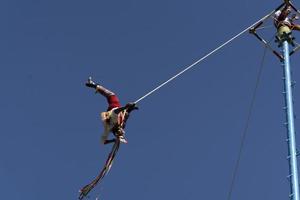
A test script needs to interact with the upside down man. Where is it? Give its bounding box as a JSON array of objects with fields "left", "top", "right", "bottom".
[{"left": 85, "top": 77, "right": 138, "bottom": 144}]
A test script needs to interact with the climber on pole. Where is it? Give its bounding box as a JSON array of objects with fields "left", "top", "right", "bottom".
[
  {"left": 85, "top": 77, "right": 138, "bottom": 145},
  {"left": 274, "top": 4, "right": 300, "bottom": 31}
]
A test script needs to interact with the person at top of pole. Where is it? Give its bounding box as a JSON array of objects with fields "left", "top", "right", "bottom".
[
  {"left": 274, "top": 4, "right": 300, "bottom": 31},
  {"left": 85, "top": 77, "right": 138, "bottom": 145}
]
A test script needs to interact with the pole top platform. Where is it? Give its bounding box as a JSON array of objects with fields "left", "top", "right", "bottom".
[
  {"left": 277, "top": 25, "right": 293, "bottom": 43},
  {"left": 249, "top": 1, "right": 300, "bottom": 61}
]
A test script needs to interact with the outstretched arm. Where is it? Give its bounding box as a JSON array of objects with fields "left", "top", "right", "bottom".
[{"left": 113, "top": 102, "right": 138, "bottom": 114}]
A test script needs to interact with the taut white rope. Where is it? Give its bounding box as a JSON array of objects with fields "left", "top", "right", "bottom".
[{"left": 134, "top": 10, "right": 275, "bottom": 104}]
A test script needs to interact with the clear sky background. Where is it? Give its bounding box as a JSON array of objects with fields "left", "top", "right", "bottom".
[{"left": 1, "top": 0, "right": 300, "bottom": 199}]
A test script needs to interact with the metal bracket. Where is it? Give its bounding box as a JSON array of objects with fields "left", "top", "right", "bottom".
[{"left": 275, "top": 32, "right": 295, "bottom": 47}]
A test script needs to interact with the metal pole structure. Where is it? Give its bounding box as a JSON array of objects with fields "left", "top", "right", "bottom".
[{"left": 279, "top": 26, "right": 300, "bottom": 200}]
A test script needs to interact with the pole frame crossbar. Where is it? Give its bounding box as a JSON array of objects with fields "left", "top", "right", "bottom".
[{"left": 249, "top": 1, "right": 300, "bottom": 61}]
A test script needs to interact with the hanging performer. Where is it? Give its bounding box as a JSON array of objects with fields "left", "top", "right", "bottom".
[
  {"left": 274, "top": 5, "right": 300, "bottom": 31},
  {"left": 79, "top": 77, "right": 138, "bottom": 200},
  {"left": 85, "top": 77, "right": 138, "bottom": 144}
]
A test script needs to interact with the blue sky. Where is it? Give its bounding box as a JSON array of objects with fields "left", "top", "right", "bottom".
[{"left": 1, "top": 0, "right": 300, "bottom": 199}]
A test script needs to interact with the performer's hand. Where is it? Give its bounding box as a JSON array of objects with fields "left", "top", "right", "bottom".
[{"left": 125, "top": 102, "right": 138, "bottom": 112}]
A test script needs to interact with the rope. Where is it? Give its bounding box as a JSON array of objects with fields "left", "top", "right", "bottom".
[
  {"left": 256, "top": 25, "right": 273, "bottom": 30},
  {"left": 226, "top": 44, "right": 269, "bottom": 200},
  {"left": 134, "top": 10, "right": 276, "bottom": 104}
]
